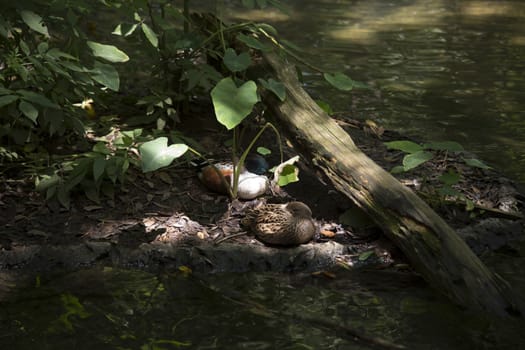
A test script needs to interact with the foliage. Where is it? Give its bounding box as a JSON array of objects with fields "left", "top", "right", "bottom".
[
  {"left": 1, "top": 0, "right": 366, "bottom": 206},
  {"left": 385, "top": 139, "right": 491, "bottom": 209}
]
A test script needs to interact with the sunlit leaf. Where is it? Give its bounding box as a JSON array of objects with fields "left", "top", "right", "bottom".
[
  {"left": 384, "top": 140, "right": 423, "bottom": 154},
  {"left": 141, "top": 23, "right": 158, "bottom": 48},
  {"left": 259, "top": 78, "right": 286, "bottom": 101},
  {"left": 139, "top": 137, "right": 188, "bottom": 172},
  {"left": 223, "top": 48, "right": 251, "bottom": 72},
  {"left": 20, "top": 11, "right": 49, "bottom": 37},
  {"left": 403, "top": 151, "right": 433, "bottom": 171},
  {"left": 277, "top": 164, "right": 299, "bottom": 186},
  {"left": 257, "top": 146, "right": 271, "bottom": 155},
  {"left": 211, "top": 78, "right": 259, "bottom": 130},
  {"left": 87, "top": 41, "right": 129, "bottom": 63}
]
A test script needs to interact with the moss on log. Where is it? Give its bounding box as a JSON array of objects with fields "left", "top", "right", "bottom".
[{"left": 262, "top": 51, "right": 524, "bottom": 318}]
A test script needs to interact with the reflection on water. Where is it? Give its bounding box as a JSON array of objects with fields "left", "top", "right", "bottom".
[
  {"left": 1, "top": 267, "right": 524, "bottom": 349},
  {"left": 225, "top": 0, "right": 525, "bottom": 183}
]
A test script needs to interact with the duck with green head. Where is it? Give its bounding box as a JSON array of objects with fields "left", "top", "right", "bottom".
[{"left": 197, "top": 154, "right": 269, "bottom": 200}]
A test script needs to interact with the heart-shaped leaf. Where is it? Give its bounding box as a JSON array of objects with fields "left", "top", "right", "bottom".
[
  {"left": 139, "top": 137, "right": 188, "bottom": 172},
  {"left": 259, "top": 78, "right": 286, "bottom": 101},
  {"left": 211, "top": 77, "right": 259, "bottom": 130},
  {"left": 223, "top": 48, "right": 251, "bottom": 72}
]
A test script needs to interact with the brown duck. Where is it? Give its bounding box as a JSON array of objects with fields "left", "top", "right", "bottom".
[{"left": 242, "top": 201, "right": 317, "bottom": 246}]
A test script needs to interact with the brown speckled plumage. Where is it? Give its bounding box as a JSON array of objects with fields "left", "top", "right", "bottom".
[{"left": 242, "top": 201, "right": 317, "bottom": 246}]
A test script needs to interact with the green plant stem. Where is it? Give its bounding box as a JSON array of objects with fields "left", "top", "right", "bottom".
[{"left": 231, "top": 122, "right": 283, "bottom": 198}]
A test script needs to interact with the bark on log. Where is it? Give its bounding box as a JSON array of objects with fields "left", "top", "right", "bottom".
[{"left": 262, "top": 51, "right": 524, "bottom": 318}]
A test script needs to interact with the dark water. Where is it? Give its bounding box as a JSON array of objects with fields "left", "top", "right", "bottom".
[
  {"left": 1, "top": 267, "right": 524, "bottom": 349},
  {"left": 227, "top": 0, "right": 525, "bottom": 183}
]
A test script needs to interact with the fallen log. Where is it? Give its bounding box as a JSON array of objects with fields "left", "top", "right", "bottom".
[{"left": 261, "top": 51, "right": 524, "bottom": 318}]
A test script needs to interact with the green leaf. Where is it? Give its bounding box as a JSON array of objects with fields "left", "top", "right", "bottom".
[
  {"left": 18, "top": 90, "right": 59, "bottom": 109},
  {"left": 257, "top": 146, "right": 271, "bottom": 156},
  {"left": 277, "top": 164, "right": 299, "bottom": 186},
  {"left": 93, "top": 142, "right": 111, "bottom": 155},
  {"left": 19, "top": 101, "right": 38, "bottom": 123},
  {"left": 139, "top": 137, "right": 188, "bottom": 172},
  {"left": 0, "top": 94, "right": 19, "bottom": 108},
  {"left": 37, "top": 42, "right": 48, "bottom": 54},
  {"left": 87, "top": 41, "right": 129, "bottom": 63},
  {"left": 237, "top": 33, "right": 270, "bottom": 51},
  {"left": 403, "top": 151, "right": 433, "bottom": 171},
  {"left": 223, "top": 48, "right": 251, "bottom": 72},
  {"left": 424, "top": 141, "right": 464, "bottom": 152},
  {"left": 358, "top": 250, "right": 375, "bottom": 261},
  {"left": 20, "top": 11, "right": 49, "bottom": 37},
  {"left": 141, "top": 23, "right": 158, "bottom": 48},
  {"left": 255, "top": 23, "right": 279, "bottom": 36},
  {"left": 465, "top": 199, "right": 475, "bottom": 211},
  {"left": 93, "top": 157, "right": 106, "bottom": 181},
  {"left": 438, "top": 185, "right": 461, "bottom": 197},
  {"left": 463, "top": 157, "right": 491, "bottom": 169},
  {"left": 35, "top": 174, "right": 61, "bottom": 192},
  {"left": 211, "top": 78, "right": 259, "bottom": 130},
  {"left": 19, "top": 40, "right": 30, "bottom": 55},
  {"left": 384, "top": 140, "right": 423, "bottom": 154},
  {"left": 439, "top": 170, "right": 460, "bottom": 186},
  {"left": 390, "top": 165, "right": 406, "bottom": 174},
  {"left": 91, "top": 61, "right": 120, "bottom": 91},
  {"left": 315, "top": 100, "right": 333, "bottom": 114},
  {"left": 324, "top": 72, "right": 357, "bottom": 91},
  {"left": 259, "top": 78, "right": 286, "bottom": 101},
  {"left": 57, "top": 187, "right": 71, "bottom": 209}
]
